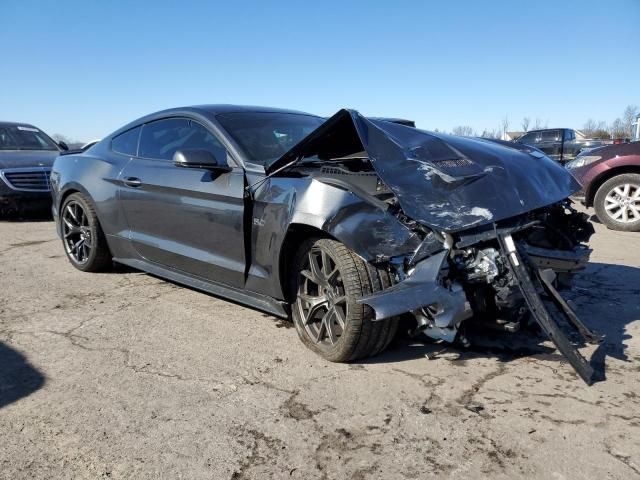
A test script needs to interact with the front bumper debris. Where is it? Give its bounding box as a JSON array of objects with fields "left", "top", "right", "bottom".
[
  {"left": 522, "top": 244, "right": 591, "bottom": 274},
  {"left": 358, "top": 229, "right": 601, "bottom": 385},
  {"left": 358, "top": 251, "right": 472, "bottom": 324},
  {"left": 498, "top": 233, "right": 602, "bottom": 385},
  {"left": 357, "top": 251, "right": 473, "bottom": 342}
]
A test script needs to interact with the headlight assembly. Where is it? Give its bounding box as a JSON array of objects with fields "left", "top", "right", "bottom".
[{"left": 566, "top": 155, "right": 601, "bottom": 169}]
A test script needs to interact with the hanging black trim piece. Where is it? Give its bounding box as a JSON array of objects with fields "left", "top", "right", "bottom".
[
  {"left": 538, "top": 268, "right": 604, "bottom": 346},
  {"left": 497, "top": 233, "right": 597, "bottom": 385}
]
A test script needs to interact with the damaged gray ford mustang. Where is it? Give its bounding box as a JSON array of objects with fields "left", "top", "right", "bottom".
[{"left": 51, "top": 105, "right": 602, "bottom": 384}]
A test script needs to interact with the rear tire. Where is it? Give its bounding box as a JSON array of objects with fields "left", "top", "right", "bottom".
[
  {"left": 594, "top": 174, "right": 640, "bottom": 232},
  {"left": 60, "top": 193, "right": 112, "bottom": 272},
  {"left": 291, "top": 238, "right": 398, "bottom": 362}
]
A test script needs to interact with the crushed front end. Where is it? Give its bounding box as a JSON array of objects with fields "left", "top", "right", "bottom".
[
  {"left": 266, "top": 109, "right": 602, "bottom": 384},
  {"left": 359, "top": 202, "right": 601, "bottom": 384}
]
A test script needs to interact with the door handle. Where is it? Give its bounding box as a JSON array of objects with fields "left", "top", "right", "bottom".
[{"left": 124, "top": 177, "right": 142, "bottom": 188}]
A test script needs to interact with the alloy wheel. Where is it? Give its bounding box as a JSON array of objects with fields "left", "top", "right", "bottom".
[
  {"left": 296, "top": 247, "right": 347, "bottom": 346},
  {"left": 62, "top": 201, "right": 92, "bottom": 264},
  {"left": 604, "top": 183, "right": 640, "bottom": 223}
]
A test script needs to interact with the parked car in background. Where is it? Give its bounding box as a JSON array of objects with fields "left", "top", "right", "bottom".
[
  {"left": 51, "top": 105, "right": 601, "bottom": 384},
  {"left": 0, "top": 121, "right": 66, "bottom": 216},
  {"left": 516, "top": 128, "right": 603, "bottom": 164},
  {"left": 566, "top": 142, "right": 640, "bottom": 231}
]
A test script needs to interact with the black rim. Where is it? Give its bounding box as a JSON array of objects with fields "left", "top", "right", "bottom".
[
  {"left": 296, "top": 247, "right": 347, "bottom": 346},
  {"left": 62, "top": 201, "right": 92, "bottom": 264}
]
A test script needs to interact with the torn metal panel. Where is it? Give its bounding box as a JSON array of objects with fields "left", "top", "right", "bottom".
[
  {"left": 357, "top": 251, "right": 471, "bottom": 327},
  {"left": 266, "top": 109, "right": 581, "bottom": 232}
]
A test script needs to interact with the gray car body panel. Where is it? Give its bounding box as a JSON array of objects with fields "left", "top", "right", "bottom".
[
  {"left": 51, "top": 105, "right": 579, "bottom": 319},
  {"left": 244, "top": 174, "right": 422, "bottom": 298}
]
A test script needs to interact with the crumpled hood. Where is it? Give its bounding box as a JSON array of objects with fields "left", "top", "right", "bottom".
[
  {"left": 266, "top": 109, "right": 581, "bottom": 232},
  {"left": 0, "top": 150, "right": 59, "bottom": 169}
]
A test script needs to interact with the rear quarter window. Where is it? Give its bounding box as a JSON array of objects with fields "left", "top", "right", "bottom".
[{"left": 111, "top": 127, "right": 141, "bottom": 156}]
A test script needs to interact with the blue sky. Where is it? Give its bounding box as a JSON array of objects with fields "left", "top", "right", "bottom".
[{"left": 1, "top": 0, "right": 638, "bottom": 141}]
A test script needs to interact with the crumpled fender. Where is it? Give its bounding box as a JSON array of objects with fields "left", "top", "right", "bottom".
[
  {"left": 289, "top": 178, "right": 421, "bottom": 260},
  {"left": 245, "top": 176, "right": 422, "bottom": 299}
]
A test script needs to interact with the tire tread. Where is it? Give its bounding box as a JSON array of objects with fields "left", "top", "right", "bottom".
[{"left": 291, "top": 237, "right": 397, "bottom": 362}]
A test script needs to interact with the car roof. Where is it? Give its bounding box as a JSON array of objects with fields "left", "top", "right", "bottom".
[
  {"left": 193, "top": 104, "right": 317, "bottom": 116},
  {"left": 110, "top": 104, "right": 323, "bottom": 139},
  {"left": 0, "top": 121, "right": 38, "bottom": 128},
  {"left": 149, "top": 104, "right": 319, "bottom": 118},
  {"left": 524, "top": 128, "right": 569, "bottom": 133}
]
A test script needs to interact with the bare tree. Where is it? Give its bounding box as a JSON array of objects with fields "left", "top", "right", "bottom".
[
  {"left": 582, "top": 119, "right": 610, "bottom": 139},
  {"left": 582, "top": 119, "right": 597, "bottom": 135},
  {"left": 521, "top": 117, "right": 531, "bottom": 132},
  {"left": 623, "top": 104, "right": 639, "bottom": 137},
  {"left": 610, "top": 118, "right": 627, "bottom": 139},
  {"left": 591, "top": 128, "right": 611, "bottom": 140},
  {"left": 480, "top": 128, "right": 501, "bottom": 139},
  {"left": 533, "top": 118, "right": 544, "bottom": 129},
  {"left": 500, "top": 115, "right": 510, "bottom": 139},
  {"left": 451, "top": 125, "right": 476, "bottom": 137}
]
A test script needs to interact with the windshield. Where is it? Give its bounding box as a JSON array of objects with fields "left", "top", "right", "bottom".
[
  {"left": 0, "top": 125, "right": 59, "bottom": 151},
  {"left": 216, "top": 112, "right": 325, "bottom": 166}
]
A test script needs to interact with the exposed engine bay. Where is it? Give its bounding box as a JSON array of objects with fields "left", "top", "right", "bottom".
[{"left": 267, "top": 110, "right": 601, "bottom": 384}]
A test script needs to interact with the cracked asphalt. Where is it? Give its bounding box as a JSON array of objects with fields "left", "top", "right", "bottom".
[{"left": 1, "top": 213, "right": 639, "bottom": 479}]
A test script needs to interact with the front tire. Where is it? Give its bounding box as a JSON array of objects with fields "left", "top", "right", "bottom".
[
  {"left": 60, "top": 193, "right": 112, "bottom": 272},
  {"left": 594, "top": 174, "right": 640, "bottom": 232},
  {"left": 291, "top": 238, "right": 398, "bottom": 362}
]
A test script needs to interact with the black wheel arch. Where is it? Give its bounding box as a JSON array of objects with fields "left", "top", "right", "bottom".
[
  {"left": 58, "top": 182, "right": 95, "bottom": 215},
  {"left": 278, "top": 223, "right": 334, "bottom": 303}
]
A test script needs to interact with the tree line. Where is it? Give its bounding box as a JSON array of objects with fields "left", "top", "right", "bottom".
[{"left": 448, "top": 104, "right": 639, "bottom": 140}]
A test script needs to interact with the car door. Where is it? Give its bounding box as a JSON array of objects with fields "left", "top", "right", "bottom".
[
  {"left": 118, "top": 117, "right": 247, "bottom": 288},
  {"left": 537, "top": 129, "right": 562, "bottom": 161},
  {"left": 563, "top": 129, "right": 577, "bottom": 161}
]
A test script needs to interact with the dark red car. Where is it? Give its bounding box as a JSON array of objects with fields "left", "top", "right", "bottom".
[{"left": 566, "top": 143, "right": 640, "bottom": 231}]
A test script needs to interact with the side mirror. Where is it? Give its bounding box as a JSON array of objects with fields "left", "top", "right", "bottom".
[
  {"left": 58, "top": 141, "right": 69, "bottom": 151},
  {"left": 173, "top": 149, "right": 231, "bottom": 171}
]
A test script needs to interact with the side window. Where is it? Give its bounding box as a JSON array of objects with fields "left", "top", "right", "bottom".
[
  {"left": 111, "top": 126, "right": 141, "bottom": 156},
  {"left": 139, "top": 118, "right": 189, "bottom": 160},
  {"left": 542, "top": 130, "right": 560, "bottom": 142},
  {"left": 520, "top": 132, "right": 537, "bottom": 144},
  {"left": 564, "top": 130, "right": 574, "bottom": 141},
  {"left": 179, "top": 121, "right": 228, "bottom": 164},
  {"left": 139, "top": 118, "right": 228, "bottom": 163}
]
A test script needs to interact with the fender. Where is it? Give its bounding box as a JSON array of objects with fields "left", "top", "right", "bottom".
[
  {"left": 53, "top": 152, "right": 131, "bottom": 254},
  {"left": 244, "top": 176, "right": 422, "bottom": 299}
]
